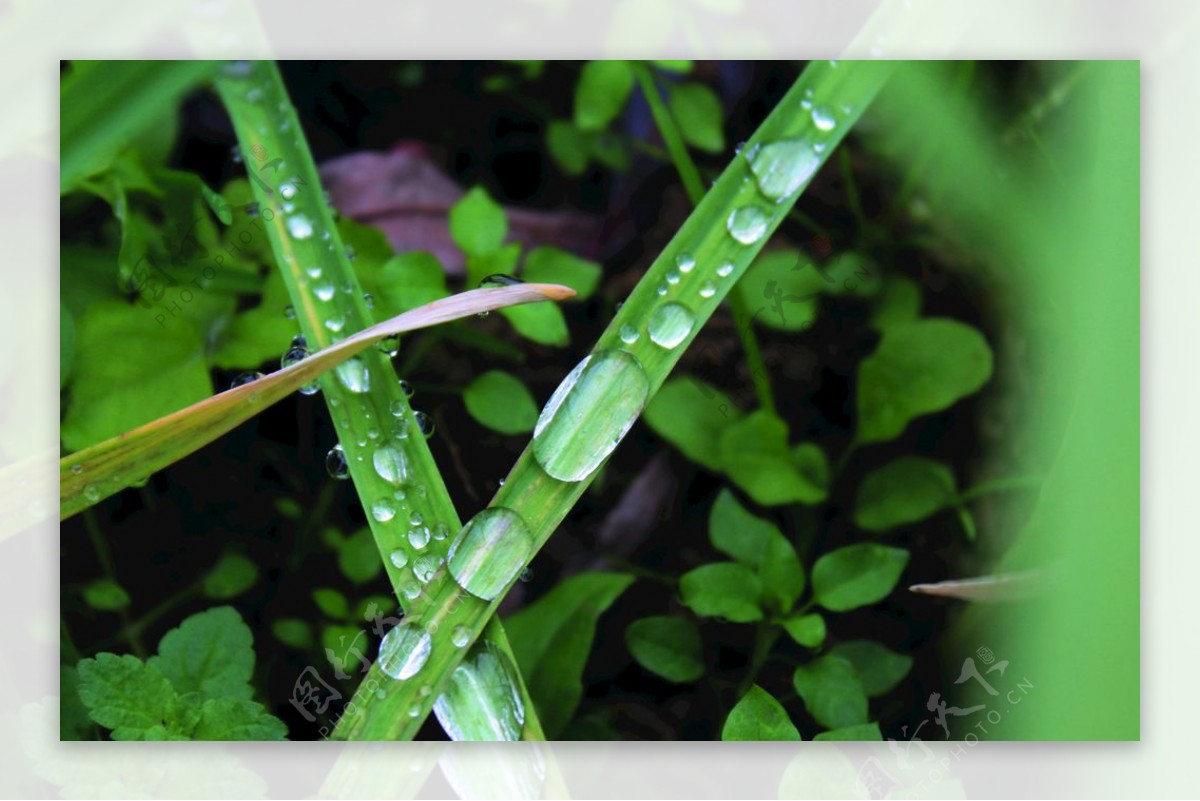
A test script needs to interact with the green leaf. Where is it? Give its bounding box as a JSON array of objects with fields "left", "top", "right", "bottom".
[
  {"left": 760, "top": 532, "right": 805, "bottom": 612},
  {"left": 463, "top": 370, "right": 539, "bottom": 434},
  {"left": 813, "top": 722, "right": 883, "bottom": 741},
  {"left": 82, "top": 578, "right": 131, "bottom": 611},
  {"left": 669, "top": 82, "right": 725, "bottom": 153},
  {"left": 653, "top": 60, "right": 693, "bottom": 74},
  {"left": 148, "top": 606, "right": 254, "bottom": 701},
  {"left": 466, "top": 241, "right": 521, "bottom": 289},
  {"left": 76, "top": 653, "right": 177, "bottom": 740},
  {"left": 449, "top": 186, "right": 507, "bottom": 257},
  {"left": 191, "top": 697, "right": 288, "bottom": 740},
  {"left": 792, "top": 655, "right": 869, "bottom": 729},
  {"left": 721, "top": 685, "right": 800, "bottom": 741},
  {"left": 679, "top": 562, "right": 763, "bottom": 623},
  {"left": 718, "top": 411, "right": 827, "bottom": 506},
  {"left": 499, "top": 302, "right": 570, "bottom": 346},
  {"left": 829, "top": 640, "right": 914, "bottom": 697},
  {"left": 504, "top": 572, "right": 633, "bottom": 738},
  {"left": 871, "top": 275, "right": 923, "bottom": 332},
  {"left": 374, "top": 251, "right": 451, "bottom": 316},
  {"left": 854, "top": 456, "right": 958, "bottom": 532},
  {"left": 337, "top": 528, "right": 384, "bottom": 585},
  {"left": 574, "top": 60, "right": 634, "bottom": 131},
  {"left": 522, "top": 246, "right": 602, "bottom": 300},
  {"left": 857, "top": 318, "right": 994, "bottom": 443},
  {"left": 792, "top": 442, "right": 830, "bottom": 492},
  {"left": 732, "top": 250, "right": 821, "bottom": 332},
  {"left": 60, "top": 666, "right": 93, "bottom": 740},
  {"left": 272, "top": 618, "right": 313, "bottom": 649},
  {"left": 644, "top": 378, "right": 742, "bottom": 471},
  {"left": 60, "top": 300, "right": 213, "bottom": 452},
  {"left": 202, "top": 553, "right": 259, "bottom": 599},
  {"left": 812, "top": 544, "right": 909, "bottom": 612},
  {"left": 781, "top": 613, "right": 826, "bottom": 648},
  {"left": 708, "top": 488, "right": 777, "bottom": 566},
  {"left": 209, "top": 268, "right": 300, "bottom": 370},
  {"left": 312, "top": 588, "right": 350, "bottom": 620},
  {"left": 625, "top": 616, "right": 704, "bottom": 683},
  {"left": 546, "top": 120, "right": 590, "bottom": 176}
]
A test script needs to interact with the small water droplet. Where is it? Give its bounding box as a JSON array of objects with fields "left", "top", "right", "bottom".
[
  {"left": 325, "top": 444, "right": 349, "bottom": 479},
  {"left": 398, "top": 379, "right": 414, "bottom": 397},
  {"left": 412, "top": 553, "right": 443, "bottom": 583},
  {"left": 531, "top": 350, "right": 650, "bottom": 482},
  {"left": 280, "top": 345, "right": 308, "bottom": 370},
  {"left": 83, "top": 484, "right": 101, "bottom": 503},
  {"left": 699, "top": 281, "right": 717, "bottom": 299},
  {"left": 408, "top": 525, "right": 431, "bottom": 550},
  {"left": 433, "top": 523, "right": 450, "bottom": 541},
  {"left": 407, "top": 705, "right": 422, "bottom": 718},
  {"left": 376, "top": 334, "right": 400, "bottom": 357},
  {"left": 325, "top": 316, "right": 345, "bottom": 333},
  {"left": 451, "top": 625, "right": 471, "bottom": 648},
  {"left": 409, "top": 511, "right": 424, "bottom": 527},
  {"left": 314, "top": 282, "right": 335, "bottom": 302},
  {"left": 675, "top": 253, "right": 696, "bottom": 273},
  {"left": 716, "top": 260, "right": 735, "bottom": 278},
  {"left": 221, "top": 60, "right": 253, "bottom": 78},
  {"left": 390, "top": 399, "right": 408, "bottom": 417},
  {"left": 666, "top": 269, "right": 680, "bottom": 285},
  {"left": 811, "top": 106, "right": 837, "bottom": 131},
  {"left": 656, "top": 283, "right": 669, "bottom": 296},
  {"left": 280, "top": 181, "right": 297, "bottom": 200},
  {"left": 389, "top": 549, "right": 409, "bottom": 569},
  {"left": 447, "top": 507, "right": 534, "bottom": 600},
  {"left": 414, "top": 411, "right": 434, "bottom": 438},
  {"left": 70, "top": 464, "right": 83, "bottom": 476},
  {"left": 345, "top": 245, "right": 357, "bottom": 261},
  {"left": 230, "top": 371, "right": 264, "bottom": 389},
  {"left": 336, "top": 358, "right": 370, "bottom": 393},
  {"left": 648, "top": 302, "right": 695, "bottom": 349},
  {"left": 231, "top": 145, "right": 243, "bottom": 164},
  {"left": 378, "top": 622, "right": 432, "bottom": 681},
  {"left": 286, "top": 214, "right": 314, "bottom": 240},
  {"left": 291, "top": 334, "right": 307, "bottom": 349},
  {"left": 519, "top": 567, "right": 533, "bottom": 583},
  {"left": 372, "top": 499, "right": 396, "bottom": 522},
  {"left": 402, "top": 583, "right": 422, "bottom": 600},
  {"left": 363, "top": 292, "right": 374, "bottom": 309},
  {"left": 283, "top": 304, "right": 296, "bottom": 320},
  {"left": 373, "top": 446, "right": 408, "bottom": 485},
  {"left": 306, "top": 265, "right": 322, "bottom": 279},
  {"left": 619, "top": 324, "right": 639, "bottom": 344},
  {"left": 726, "top": 206, "right": 769, "bottom": 245},
  {"left": 479, "top": 274, "right": 524, "bottom": 287}
]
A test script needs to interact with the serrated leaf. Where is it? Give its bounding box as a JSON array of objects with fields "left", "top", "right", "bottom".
[
  {"left": 812, "top": 544, "right": 909, "bottom": 612},
  {"left": 192, "top": 697, "right": 288, "bottom": 740},
  {"left": 449, "top": 186, "right": 507, "bottom": 257},
  {"left": 76, "top": 653, "right": 177, "bottom": 740},
  {"left": 504, "top": 572, "right": 633, "bottom": 738},
  {"left": 679, "top": 562, "right": 763, "bottom": 623},
  {"left": 625, "top": 616, "right": 704, "bottom": 683},
  {"left": 463, "top": 370, "right": 539, "bottom": 434},
  {"left": 829, "top": 640, "right": 914, "bottom": 697},
  {"left": 202, "top": 553, "right": 259, "bottom": 599},
  {"left": 857, "top": 318, "right": 994, "bottom": 443},
  {"left": 721, "top": 685, "right": 800, "bottom": 741},
  {"left": 670, "top": 82, "right": 725, "bottom": 153},
  {"left": 645, "top": 378, "right": 742, "bottom": 471},
  {"left": 855, "top": 456, "right": 958, "bottom": 532},
  {"left": 574, "top": 60, "right": 634, "bottom": 131},
  {"left": 337, "top": 528, "right": 383, "bottom": 585},
  {"left": 522, "top": 246, "right": 602, "bottom": 300},
  {"left": 718, "top": 411, "right": 826, "bottom": 506},
  {"left": 148, "top": 606, "right": 254, "bottom": 701},
  {"left": 82, "top": 578, "right": 131, "bottom": 611},
  {"left": 781, "top": 613, "right": 826, "bottom": 648},
  {"left": 813, "top": 722, "right": 883, "bottom": 741},
  {"left": 793, "top": 655, "right": 868, "bottom": 729}
]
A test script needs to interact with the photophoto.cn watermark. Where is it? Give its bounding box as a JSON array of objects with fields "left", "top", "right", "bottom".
[{"left": 853, "top": 645, "right": 1034, "bottom": 800}]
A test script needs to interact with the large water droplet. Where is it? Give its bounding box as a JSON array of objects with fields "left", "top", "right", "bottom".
[
  {"left": 531, "top": 350, "right": 650, "bottom": 482},
  {"left": 433, "top": 641, "right": 527, "bottom": 741},
  {"left": 447, "top": 507, "right": 533, "bottom": 600},
  {"left": 326, "top": 444, "right": 349, "bottom": 479},
  {"left": 726, "top": 206, "right": 769, "bottom": 245},
  {"left": 412, "top": 553, "right": 444, "bottom": 584},
  {"left": 286, "top": 214, "right": 314, "bottom": 240},
  {"left": 409, "top": 525, "right": 431, "bottom": 550},
  {"left": 748, "top": 138, "right": 822, "bottom": 202},
  {"left": 389, "top": 549, "right": 409, "bottom": 569},
  {"left": 336, "top": 358, "right": 370, "bottom": 393},
  {"left": 648, "top": 302, "right": 695, "bottom": 349},
  {"left": 373, "top": 446, "right": 408, "bottom": 485},
  {"left": 379, "top": 623, "right": 432, "bottom": 681},
  {"left": 372, "top": 499, "right": 396, "bottom": 522}
]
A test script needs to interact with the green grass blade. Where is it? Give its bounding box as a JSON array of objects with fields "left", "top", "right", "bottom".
[
  {"left": 332, "top": 59, "right": 895, "bottom": 741},
  {"left": 61, "top": 60, "right": 219, "bottom": 193},
  {"left": 214, "top": 60, "right": 551, "bottom": 742},
  {"left": 59, "top": 283, "right": 572, "bottom": 520}
]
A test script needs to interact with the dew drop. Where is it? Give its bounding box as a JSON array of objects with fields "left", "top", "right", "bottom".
[
  {"left": 306, "top": 265, "right": 322, "bottom": 279},
  {"left": 325, "top": 316, "right": 345, "bottom": 333},
  {"left": 656, "top": 283, "right": 668, "bottom": 296},
  {"left": 345, "top": 245, "right": 357, "bottom": 261},
  {"left": 408, "top": 705, "right": 422, "bottom": 718},
  {"left": 811, "top": 106, "right": 837, "bottom": 131},
  {"left": 432, "top": 641, "right": 526, "bottom": 740},
  {"left": 376, "top": 334, "right": 400, "bottom": 357},
  {"left": 451, "top": 625, "right": 471, "bottom": 648},
  {"left": 619, "top": 324, "right": 639, "bottom": 344},
  {"left": 479, "top": 274, "right": 524, "bottom": 287},
  {"left": 675, "top": 253, "right": 696, "bottom": 273},
  {"left": 699, "top": 281, "right": 717, "bottom": 299},
  {"left": 280, "top": 181, "right": 297, "bottom": 200},
  {"left": 748, "top": 138, "right": 822, "bottom": 202},
  {"left": 402, "top": 583, "right": 422, "bottom": 600},
  {"left": 414, "top": 411, "right": 434, "bottom": 438},
  {"left": 409, "top": 511, "right": 424, "bottom": 527},
  {"left": 372, "top": 499, "right": 396, "bottom": 522},
  {"left": 433, "top": 523, "right": 450, "bottom": 541},
  {"left": 390, "top": 399, "right": 408, "bottom": 417},
  {"left": 398, "top": 379, "right": 414, "bottom": 397},
  {"left": 326, "top": 444, "right": 349, "bottom": 479},
  {"left": 726, "top": 206, "right": 769, "bottom": 245},
  {"left": 83, "top": 484, "right": 101, "bottom": 503},
  {"left": 336, "top": 358, "right": 370, "bottom": 393},
  {"left": 447, "top": 507, "right": 534, "bottom": 600},
  {"left": 648, "top": 302, "right": 695, "bottom": 349},
  {"left": 378, "top": 623, "right": 432, "bottom": 681},
  {"left": 231, "top": 145, "right": 243, "bottom": 164},
  {"left": 408, "top": 525, "right": 431, "bottom": 550},
  {"left": 373, "top": 446, "right": 408, "bottom": 485},
  {"left": 412, "top": 553, "right": 443, "bottom": 583},
  {"left": 284, "top": 304, "right": 296, "bottom": 319},
  {"left": 363, "top": 292, "right": 374, "bottom": 309},
  {"left": 280, "top": 345, "right": 308, "bottom": 370},
  {"left": 666, "top": 269, "right": 681, "bottom": 285},
  {"left": 314, "top": 282, "right": 335, "bottom": 302},
  {"left": 286, "top": 214, "right": 314, "bottom": 240},
  {"left": 230, "top": 371, "right": 264, "bottom": 389},
  {"left": 531, "top": 350, "right": 650, "bottom": 482},
  {"left": 716, "top": 260, "right": 735, "bottom": 278},
  {"left": 389, "top": 549, "right": 409, "bottom": 569},
  {"left": 70, "top": 464, "right": 83, "bottom": 476}
]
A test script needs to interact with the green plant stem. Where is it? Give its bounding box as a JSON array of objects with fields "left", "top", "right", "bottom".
[
  {"left": 330, "top": 59, "right": 895, "bottom": 741},
  {"left": 215, "top": 61, "right": 547, "bottom": 742},
  {"left": 82, "top": 509, "right": 145, "bottom": 659},
  {"left": 736, "top": 622, "right": 783, "bottom": 699}
]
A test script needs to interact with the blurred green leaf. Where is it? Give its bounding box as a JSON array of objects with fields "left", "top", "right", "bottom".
[
  {"left": 855, "top": 456, "right": 958, "bottom": 532},
  {"left": 312, "top": 588, "right": 350, "bottom": 620},
  {"left": 653, "top": 60, "right": 693, "bottom": 73},
  {"left": 148, "top": 606, "right": 255, "bottom": 701},
  {"left": 670, "top": 82, "right": 725, "bottom": 153},
  {"left": 829, "top": 640, "right": 914, "bottom": 698},
  {"left": 722, "top": 685, "right": 800, "bottom": 741},
  {"left": 793, "top": 655, "right": 869, "bottom": 729},
  {"left": 812, "top": 544, "right": 909, "bottom": 612},
  {"left": 718, "top": 411, "right": 827, "bottom": 506},
  {"left": 82, "top": 578, "right": 130, "bottom": 611},
  {"left": 546, "top": 120, "right": 590, "bottom": 176},
  {"left": 505, "top": 572, "right": 633, "bottom": 738},
  {"left": 871, "top": 275, "right": 922, "bottom": 332},
  {"left": 522, "top": 246, "right": 602, "bottom": 300},
  {"left": 813, "top": 722, "right": 882, "bottom": 741},
  {"left": 449, "top": 186, "right": 507, "bottom": 257},
  {"left": 574, "top": 60, "right": 634, "bottom": 131},
  {"left": 61, "top": 303, "right": 76, "bottom": 388},
  {"left": 625, "top": 616, "right": 704, "bottom": 683},
  {"left": 645, "top": 378, "right": 742, "bottom": 471},
  {"left": 272, "top": 618, "right": 314, "bottom": 649},
  {"left": 338, "top": 528, "right": 384, "bottom": 585},
  {"left": 463, "top": 370, "right": 539, "bottom": 434},
  {"left": 679, "top": 562, "right": 763, "bottom": 623},
  {"left": 202, "top": 553, "right": 259, "bottom": 599},
  {"left": 857, "top": 318, "right": 993, "bottom": 443},
  {"left": 781, "top": 613, "right": 826, "bottom": 648},
  {"left": 732, "top": 250, "right": 820, "bottom": 332}
]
